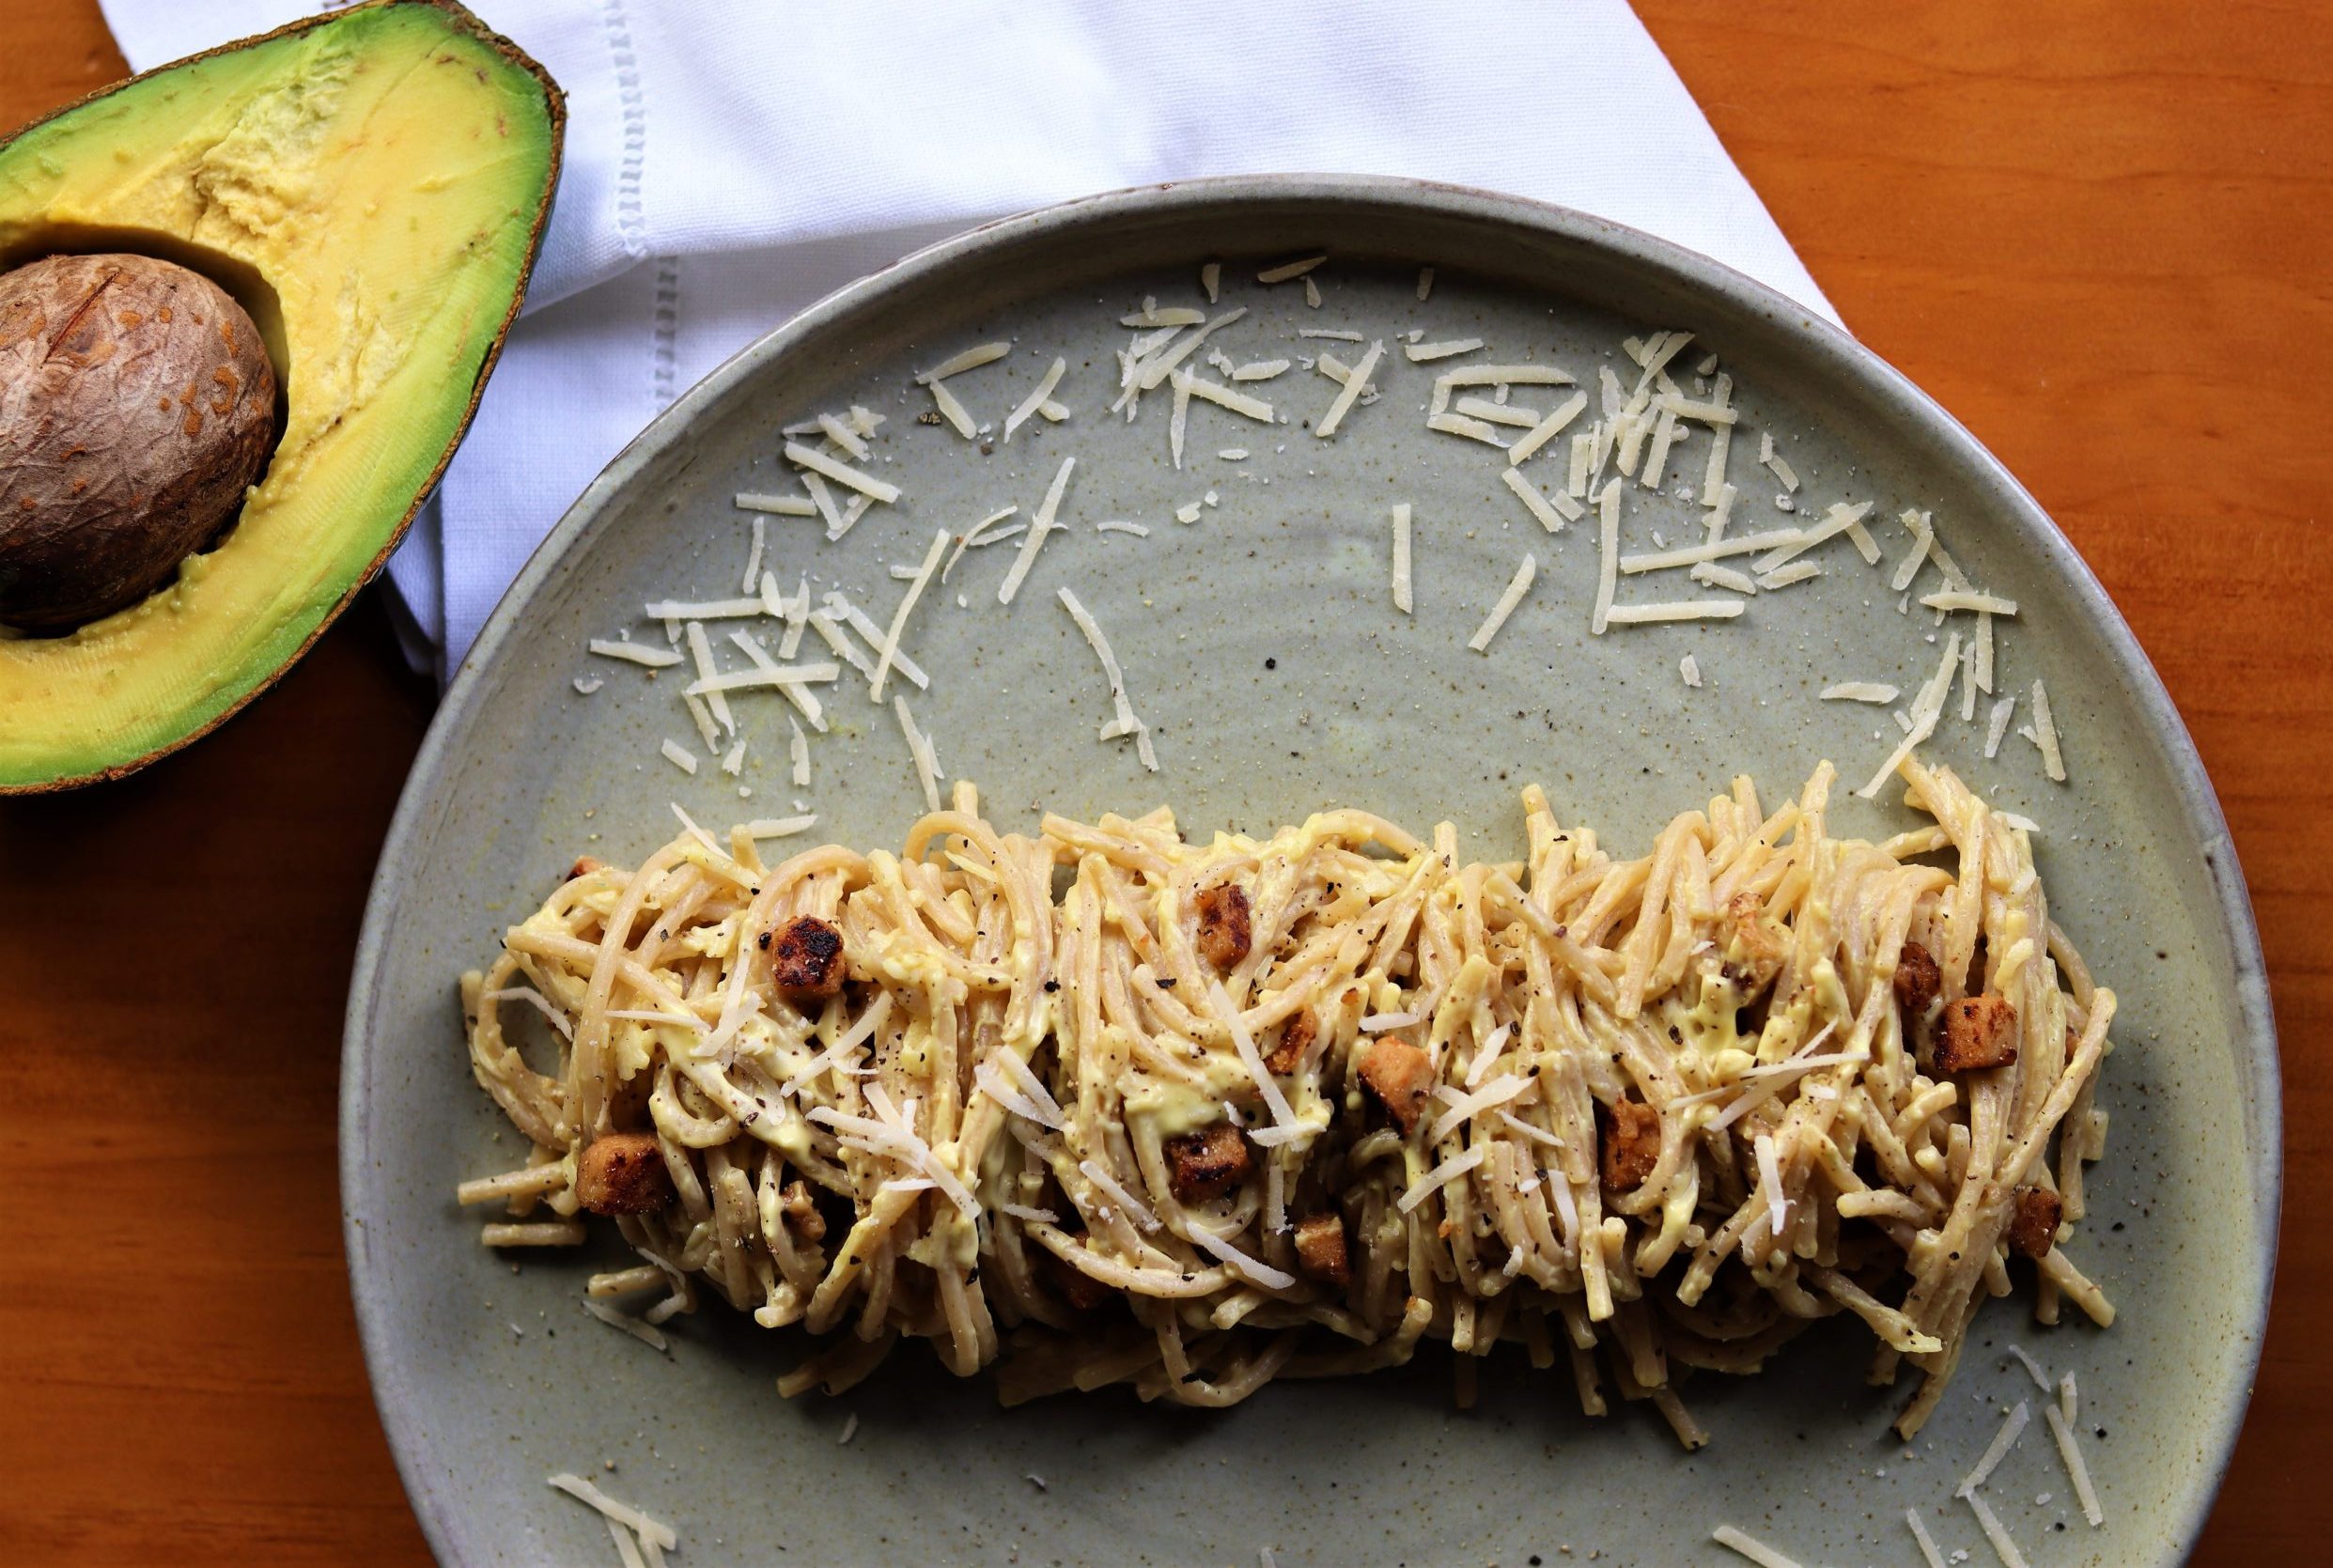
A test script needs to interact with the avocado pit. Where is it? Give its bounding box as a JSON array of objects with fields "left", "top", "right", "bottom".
[{"left": 0, "top": 252, "right": 278, "bottom": 631}]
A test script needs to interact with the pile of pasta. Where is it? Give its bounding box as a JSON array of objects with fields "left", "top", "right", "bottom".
[{"left": 458, "top": 757, "right": 2114, "bottom": 1444}]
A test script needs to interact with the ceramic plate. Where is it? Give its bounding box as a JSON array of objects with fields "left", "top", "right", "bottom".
[{"left": 344, "top": 177, "right": 2278, "bottom": 1566}]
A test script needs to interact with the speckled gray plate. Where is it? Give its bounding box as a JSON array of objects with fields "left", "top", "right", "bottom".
[{"left": 345, "top": 177, "right": 2278, "bottom": 1567}]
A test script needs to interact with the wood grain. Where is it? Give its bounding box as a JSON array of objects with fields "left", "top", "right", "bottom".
[{"left": 2, "top": 1, "right": 2325, "bottom": 1561}]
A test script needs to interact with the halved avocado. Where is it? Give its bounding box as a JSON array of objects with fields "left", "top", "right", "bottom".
[{"left": 0, "top": 0, "right": 562, "bottom": 791}]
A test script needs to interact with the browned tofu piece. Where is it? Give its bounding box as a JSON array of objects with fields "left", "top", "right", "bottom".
[
  {"left": 1293, "top": 1212, "right": 1351, "bottom": 1289},
  {"left": 2006, "top": 1185, "right": 2062, "bottom": 1260},
  {"left": 1194, "top": 882, "right": 1252, "bottom": 969},
  {"left": 1894, "top": 939, "right": 1941, "bottom": 1020},
  {"left": 1722, "top": 890, "right": 1786, "bottom": 994},
  {"left": 1357, "top": 1038, "right": 1434, "bottom": 1134},
  {"left": 1264, "top": 1007, "right": 1317, "bottom": 1076},
  {"left": 1164, "top": 1123, "right": 1252, "bottom": 1203},
  {"left": 573, "top": 1132, "right": 674, "bottom": 1215},
  {"left": 1045, "top": 1249, "right": 1115, "bottom": 1312},
  {"left": 1598, "top": 1098, "right": 1662, "bottom": 1190},
  {"left": 768, "top": 914, "right": 846, "bottom": 995},
  {"left": 1934, "top": 993, "right": 2019, "bottom": 1071}
]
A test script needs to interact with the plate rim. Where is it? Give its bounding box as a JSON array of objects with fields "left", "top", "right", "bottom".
[{"left": 341, "top": 171, "right": 2282, "bottom": 1564}]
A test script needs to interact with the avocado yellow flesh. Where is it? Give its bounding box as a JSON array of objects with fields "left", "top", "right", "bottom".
[{"left": 0, "top": 0, "right": 561, "bottom": 791}]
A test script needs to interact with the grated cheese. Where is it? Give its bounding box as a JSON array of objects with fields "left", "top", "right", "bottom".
[
  {"left": 1821, "top": 682, "right": 1899, "bottom": 704},
  {"left": 1855, "top": 631, "right": 1962, "bottom": 798},
  {"left": 1592, "top": 480, "right": 1621, "bottom": 634},
  {"left": 547, "top": 1475, "right": 678, "bottom": 1554},
  {"left": 2043, "top": 1402, "right": 2105, "bottom": 1527},
  {"left": 1122, "top": 301, "right": 1205, "bottom": 329},
  {"left": 1302, "top": 275, "right": 1322, "bottom": 308},
  {"left": 1391, "top": 504, "right": 1413, "bottom": 614},
  {"left": 1709, "top": 1525, "right": 1804, "bottom": 1568},
  {"left": 608, "top": 1517, "right": 648, "bottom": 1568},
  {"left": 1619, "top": 527, "right": 1805, "bottom": 574},
  {"left": 926, "top": 377, "right": 978, "bottom": 440},
  {"left": 1299, "top": 328, "right": 1364, "bottom": 342},
  {"left": 1681, "top": 654, "right": 1703, "bottom": 688},
  {"left": 816, "top": 411, "right": 870, "bottom": 460},
  {"left": 580, "top": 1297, "right": 670, "bottom": 1353},
  {"left": 1415, "top": 266, "right": 1435, "bottom": 300},
  {"left": 1128, "top": 308, "right": 1248, "bottom": 398},
  {"left": 741, "top": 518, "right": 767, "bottom": 595},
  {"left": 1398, "top": 1147, "right": 1486, "bottom": 1214},
  {"left": 1000, "top": 1203, "right": 1060, "bottom": 1225},
  {"left": 1003, "top": 357, "right": 1068, "bottom": 442},
  {"left": 1217, "top": 449, "right": 1249, "bottom": 462},
  {"left": 1169, "top": 369, "right": 1192, "bottom": 468},
  {"left": 1097, "top": 520, "right": 1150, "bottom": 537},
  {"left": 1201, "top": 261, "right": 1221, "bottom": 303},
  {"left": 1502, "top": 467, "right": 1578, "bottom": 532},
  {"left": 1426, "top": 411, "right": 1507, "bottom": 447},
  {"left": 913, "top": 342, "right": 1010, "bottom": 384},
  {"left": 720, "top": 738, "right": 747, "bottom": 776},
  {"left": 1257, "top": 254, "right": 1327, "bottom": 284},
  {"left": 2030, "top": 679, "right": 2067, "bottom": 781},
  {"left": 660, "top": 738, "right": 698, "bottom": 775},
  {"left": 1405, "top": 337, "right": 1484, "bottom": 362},
  {"left": 684, "top": 621, "right": 735, "bottom": 734},
  {"left": 1604, "top": 600, "right": 1747, "bottom": 625},
  {"left": 1753, "top": 501, "right": 1871, "bottom": 576},
  {"left": 1923, "top": 589, "right": 2019, "bottom": 616},
  {"left": 1755, "top": 561, "right": 1823, "bottom": 591},
  {"left": 1963, "top": 1491, "right": 2030, "bottom": 1568},
  {"left": 1960, "top": 1400, "right": 2031, "bottom": 1496},
  {"left": 733, "top": 490, "right": 817, "bottom": 517},
  {"left": 1691, "top": 562, "right": 1758, "bottom": 595},
  {"left": 572, "top": 676, "right": 604, "bottom": 695},
  {"left": 1905, "top": 1508, "right": 1947, "bottom": 1568},
  {"left": 1314, "top": 340, "right": 1384, "bottom": 439},
  {"left": 642, "top": 595, "right": 771, "bottom": 621},
  {"left": 1468, "top": 551, "right": 1538, "bottom": 652},
  {"left": 1568, "top": 432, "right": 1593, "bottom": 497},
  {"left": 1454, "top": 397, "right": 1540, "bottom": 428},
  {"left": 1754, "top": 1131, "right": 1789, "bottom": 1239},
  {"left": 1639, "top": 406, "right": 1681, "bottom": 490},
  {"left": 1187, "top": 1222, "right": 1296, "bottom": 1290},
  {"left": 590, "top": 639, "right": 684, "bottom": 668},
  {"left": 1205, "top": 977, "right": 1299, "bottom": 1133},
  {"left": 1078, "top": 1157, "right": 1160, "bottom": 1231},
  {"left": 1428, "top": 1071, "right": 1529, "bottom": 1143},
  {"left": 2060, "top": 1371, "right": 2077, "bottom": 1425},
  {"left": 785, "top": 442, "right": 900, "bottom": 505},
  {"left": 1891, "top": 508, "right": 1936, "bottom": 592},
  {"left": 1757, "top": 430, "right": 1800, "bottom": 491},
  {"left": 894, "top": 696, "right": 943, "bottom": 811},
  {"left": 825, "top": 596, "right": 931, "bottom": 690},
  {"left": 974, "top": 1061, "right": 1058, "bottom": 1130},
  {"left": 787, "top": 716, "right": 811, "bottom": 787},
  {"left": 1358, "top": 1009, "right": 1426, "bottom": 1033},
  {"left": 1985, "top": 695, "right": 2017, "bottom": 757},
  {"left": 727, "top": 631, "right": 829, "bottom": 728},
  {"left": 1184, "top": 375, "right": 1275, "bottom": 422},
  {"left": 1231, "top": 360, "right": 1290, "bottom": 382},
  {"left": 869, "top": 529, "right": 949, "bottom": 702},
  {"left": 1056, "top": 587, "right": 1159, "bottom": 772},
  {"left": 941, "top": 504, "right": 1020, "bottom": 582},
  {"left": 1506, "top": 390, "right": 1588, "bottom": 467},
  {"left": 998, "top": 457, "right": 1077, "bottom": 607}
]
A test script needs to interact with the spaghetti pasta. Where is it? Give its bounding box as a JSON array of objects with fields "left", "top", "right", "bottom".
[{"left": 458, "top": 757, "right": 2112, "bottom": 1441}]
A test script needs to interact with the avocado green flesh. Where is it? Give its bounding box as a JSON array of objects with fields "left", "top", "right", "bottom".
[{"left": 0, "top": 2, "right": 558, "bottom": 789}]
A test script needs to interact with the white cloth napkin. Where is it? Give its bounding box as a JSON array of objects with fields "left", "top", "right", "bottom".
[{"left": 101, "top": 0, "right": 1834, "bottom": 680}]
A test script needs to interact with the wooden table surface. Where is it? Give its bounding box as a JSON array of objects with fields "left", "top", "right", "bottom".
[{"left": 3, "top": 3, "right": 2325, "bottom": 1562}]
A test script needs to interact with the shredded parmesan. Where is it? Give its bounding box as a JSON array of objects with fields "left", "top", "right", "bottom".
[
  {"left": 1468, "top": 552, "right": 1538, "bottom": 652},
  {"left": 823, "top": 596, "right": 930, "bottom": 690},
  {"left": 1057, "top": 586, "right": 1159, "bottom": 772},
  {"left": 1427, "top": 1072, "right": 1530, "bottom": 1143},
  {"left": 1314, "top": 340, "right": 1384, "bottom": 439},
  {"left": 1710, "top": 1525, "right": 1804, "bottom": 1568},
  {"left": 1188, "top": 1222, "right": 1297, "bottom": 1289},
  {"left": 2006, "top": 1343, "right": 2052, "bottom": 1393},
  {"left": 741, "top": 815, "right": 817, "bottom": 839},
  {"left": 589, "top": 639, "right": 683, "bottom": 668},
  {"left": 998, "top": 457, "right": 1077, "bottom": 607},
  {"left": 1201, "top": 261, "right": 1221, "bottom": 303},
  {"left": 1855, "top": 631, "right": 1962, "bottom": 798},
  {"left": 894, "top": 696, "right": 942, "bottom": 811},
  {"left": 785, "top": 442, "right": 900, "bottom": 505},
  {"left": 1391, "top": 504, "right": 1413, "bottom": 614},
  {"left": 547, "top": 1475, "right": 678, "bottom": 1554},
  {"left": 1963, "top": 1491, "right": 2030, "bottom": 1568},
  {"left": 914, "top": 342, "right": 1010, "bottom": 384},
  {"left": 1096, "top": 520, "right": 1150, "bottom": 537},
  {"left": 1427, "top": 411, "right": 1507, "bottom": 447},
  {"left": 1757, "top": 430, "right": 1799, "bottom": 491},
  {"left": 1205, "top": 978, "right": 1299, "bottom": 1133},
  {"left": 1680, "top": 654, "right": 1703, "bottom": 689},
  {"left": 1257, "top": 254, "right": 1327, "bottom": 284},
  {"left": 1299, "top": 328, "right": 1364, "bottom": 342},
  {"left": 1183, "top": 375, "right": 1274, "bottom": 422},
  {"left": 1502, "top": 467, "right": 1578, "bottom": 533},
  {"left": 1397, "top": 1147, "right": 1486, "bottom": 1214},
  {"left": 1122, "top": 301, "right": 1205, "bottom": 329},
  {"left": 2030, "top": 679, "right": 2066, "bottom": 781},
  {"left": 2043, "top": 1403, "right": 2105, "bottom": 1526},
  {"left": 1415, "top": 266, "right": 1435, "bottom": 301},
  {"left": 1905, "top": 1508, "right": 1948, "bottom": 1568},
  {"left": 1358, "top": 1009, "right": 1426, "bottom": 1033},
  {"left": 1591, "top": 480, "right": 1621, "bottom": 633},
  {"left": 1891, "top": 509, "right": 1936, "bottom": 592},
  {"left": 659, "top": 738, "right": 697, "bottom": 775},
  {"left": 1078, "top": 1157, "right": 1159, "bottom": 1231},
  {"left": 1506, "top": 391, "right": 1588, "bottom": 467},
  {"left": 572, "top": 675, "right": 604, "bottom": 695},
  {"left": 580, "top": 1297, "right": 670, "bottom": 1352},
  {"left": 1755, "top": 561, "right": 1823, "bottom": 591},
  {"left": 1620, "top": 527, "right": 1805, "bottom": 574},
  {"left": 1960, "top": 1400, "right": 2031, "bottom": 1495},
  {"left": 1821, "top": 682, "right": 1900, "bottom": 704},
  {"left": 1923, "top": 589, "right": 2019, "bottom": 616},
  {"left": 1604, "top": 600, "right": 1746, "bottom": 625},
  {"left": 1405, "top": 337, "right": 1483, "bottom": 362},
  {"left": 1003, "top": 357, "right": 1068, "bottom": 442},
  {"left": 867, "top": 530, "right": 948, "bottom": 702},
  {"left": 734, "top": 490, "right": 817, "bottom": 517},
  {"left": 1232, "top": 359, "right": 1290, "bottom": 381}
]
